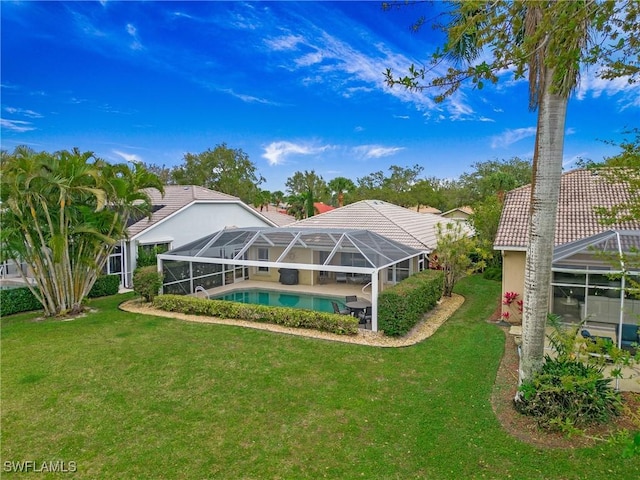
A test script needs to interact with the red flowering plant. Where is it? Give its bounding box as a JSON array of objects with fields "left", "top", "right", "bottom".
[{"left": 501, "top": 291, "right": 523, "bottom": 324}]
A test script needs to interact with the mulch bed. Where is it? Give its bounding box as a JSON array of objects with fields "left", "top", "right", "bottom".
[{"left": 489, "top": 299, "right": 640, "bottom": 448}]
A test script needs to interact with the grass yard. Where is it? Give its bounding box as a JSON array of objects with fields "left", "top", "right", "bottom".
[{"left": 1, "top": 276, "right": 638, "bottom": 479}]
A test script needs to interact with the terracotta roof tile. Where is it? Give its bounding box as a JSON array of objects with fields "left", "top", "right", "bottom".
[{"left": 494, "top": 169, "right": 640, "bottom": 249}]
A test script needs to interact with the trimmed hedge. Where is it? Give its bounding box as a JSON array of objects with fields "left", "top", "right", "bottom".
[
  {"left": 0, "top": 275, "right": 121, "bottom": 317},
  {"left": 378, "top": 269, "right": 444, "bottom": 337},
  {"left": 0, "top": 286, "right": 42, "bottom": 317},
  {"left": 133, "top": 267, "right": 163, "bottom": 302},
  {"left": 88, "top": 274, "right": 121, "bottom": 298},
  {"left": 153, "top": 294, "right": 359, "bottom": 335}
]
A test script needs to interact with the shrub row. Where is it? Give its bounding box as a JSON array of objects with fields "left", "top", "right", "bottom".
[
  {"left": 87, "top": 274, "right": 121, "bottom": 298},
  {"left": 378, "top": 269, "right": 444, "bottom": 337},
  {"left": 0, "top": 274, "right": 121, "bottom": 317},
  {"left": 0, "top": 286, "right": 42, "bottom": 317},
  {"left": 153, "top": 294, "right": 359, "bottom": 335}
]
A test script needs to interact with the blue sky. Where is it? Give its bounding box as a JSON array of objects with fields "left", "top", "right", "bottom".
[{"left": 2, "top": 1, "right": 638, "bottom": 192}]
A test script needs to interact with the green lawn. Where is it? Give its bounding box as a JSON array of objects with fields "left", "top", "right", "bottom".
[{"left": 1, "top": 276, "right": 637, "bottom": 479}]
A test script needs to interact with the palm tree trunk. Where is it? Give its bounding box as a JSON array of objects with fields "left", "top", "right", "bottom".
[{"left": 520, "top": 67, "right": 568, "bottom": 383}]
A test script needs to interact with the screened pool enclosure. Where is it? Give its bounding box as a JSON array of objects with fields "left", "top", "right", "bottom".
[
  {"left": 157, "top": 227, "right": 428, "bottom": 332},
  {"left": 550, "top": 230, "right": 640, "bottom": 348}
]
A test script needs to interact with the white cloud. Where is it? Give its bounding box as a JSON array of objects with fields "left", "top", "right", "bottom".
[
  {"left": 0, "top": 119, "right": 36, "bottom": 132},
  {"left": 353, "top": 144, "right": 404, "bottom": 159},
  {"left": 575, "top": 68, "right": 640, "bottom": 109},
  {"left": 491, "top": 127, "right": 537, "bottom": 149},
  {"left": 265, "top": 34, "right": 305, "bottom": 51},
  {"left": 262, "top": 141, "right": 329, "bottom": 166},
  {"left": 446, "top": 94, "right": 475, "bottom": 121},
  {"left": 295, "top": 51, "right": 323, "bottom": 67},
  {"left": 113, "top": 150, "right": 143, "bottom": 163},
  {"left": 126, "top": 23, "right": 143, "bottom": 51},
  {"left": 221, "top": 88, "right": 277, "bottom": 105},
  {"left": 563, "top": 152, "right": 587, "bottom": 169},
  {"left": 4, "top": 107, "right": 42, "bottom": 118}
]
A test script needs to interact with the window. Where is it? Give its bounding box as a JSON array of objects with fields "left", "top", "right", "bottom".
[
  {"left": 139, "top": 242, "right": 170, "bottom": 254},
  {"left": 341, "top": 252, "right": 366, "bottom": 268},
  {"left": 258, "top": 247, "right": 269, "bottom": 272}
]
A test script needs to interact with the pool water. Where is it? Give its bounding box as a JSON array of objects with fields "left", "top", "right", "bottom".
[{"left": 209, "top": 289, "right": 343, "bottom": 313}]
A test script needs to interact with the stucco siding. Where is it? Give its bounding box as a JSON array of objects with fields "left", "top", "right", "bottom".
[
  {"left": 501, "top": 250, "right": 526, "bottom": 313},
  {"left": 134, "top": 203, "right": 270, "bottom": 248}
]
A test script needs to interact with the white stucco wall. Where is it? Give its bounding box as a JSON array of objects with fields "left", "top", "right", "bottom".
[
  {"left": 135, "top": 203, "right": 270, "bottom": 248},
  {"left": 123, "top": 202, "right": 272, "bottom": 286}
]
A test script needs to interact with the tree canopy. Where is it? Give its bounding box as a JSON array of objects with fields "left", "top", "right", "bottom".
[
  {"left": 170, "top": 143, "right": 264, "bottom": 204},
  {"left": 0, "top": 146, "right": 163, "bottom": 316},
  {"left": 384, "top": 0, "right": 639, "bottom": 383}
]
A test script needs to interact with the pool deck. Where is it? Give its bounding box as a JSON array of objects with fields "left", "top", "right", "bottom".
[{"left": 196, "top": 279, "right": 372, "bottom": 301}]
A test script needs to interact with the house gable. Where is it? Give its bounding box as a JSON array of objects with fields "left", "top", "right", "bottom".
[{"left": 494, "top": 169, "right": 640, "bottom": 250}]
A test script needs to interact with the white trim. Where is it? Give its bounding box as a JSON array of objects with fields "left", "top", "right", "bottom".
[
  {"left": 494, "top": 246, "right": 527, "bottom": 252},
  {"left": 130, "top": 199, "right": 275, "bottom": 241},
  {"left": 138, "top": 237, "right": 174, "bottom": 245}
]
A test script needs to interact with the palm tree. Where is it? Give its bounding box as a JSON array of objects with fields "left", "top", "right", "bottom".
[
  {"left": 0, "top": 147, "right": 163, "bottom": 316},
  {"left": 384, "top": 0, "right": 624, "bottom": 382},
  {"left": 328, "top": 177, "right": 356, "bottom": 207}
]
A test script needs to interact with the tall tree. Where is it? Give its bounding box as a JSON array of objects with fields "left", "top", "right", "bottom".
[
  {"left": 385, "top": 1, "right": 639, "bottom": 382},
  {"left": 433, "top": 221, "right": 476, "bottom": 297},
  {"left": 285, "top": 170, "right": 328, "bottom": 203},
  {"left": 171, "top": 143, "right": 264, "bottom": 203},
  {"left": 0, "top": 147, "right": 163, "bottom": 316},
  {"left": 458, "top": 158, "right": 532, "bottom": 204},
  {"left": 327, "top": 176, "right": 356, "bottom": 207}
]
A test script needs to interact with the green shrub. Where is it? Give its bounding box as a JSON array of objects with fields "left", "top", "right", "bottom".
[
  {"left": 377, "top": 269, "right": 444, "bottom": 337},
  {"left": 516, "top": 355, "right": 622, "bottom": 430},
  {"left": 0, "top": 286, "right": 42, "bottom": 316},
  {"left": 482, "top": 267, "right": 502, "bottom": 281},
  {"left": 87, "top": 274, "right": 121, "bottom": 298},
  {"left": 133, "top": 267, "right": 163, "bottom": 302},
  {"left": 152, "top": 295, "right": 359, "bottom": 335}
]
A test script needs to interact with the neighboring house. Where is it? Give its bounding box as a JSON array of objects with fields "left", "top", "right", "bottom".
[
  {"left": 494, "top": 169, "right": 640, "bottom": 328},
  {"left": 251, "top": 206, "right": 297, "bottom": 226},
  {"left": 441, "top": 206, "right": 473, "bottom": 221},
  {"left": 293, "top": 199, "right": 465, "bottom": 251},
  {"left": 111, "top": 185, "right": 277, "bottom": 287},
  {"left": 415, "top": 205, "right": 442, "bottom": 215},
  {"left": 314, "top": 202, "right": 335, "bottom": 214}
]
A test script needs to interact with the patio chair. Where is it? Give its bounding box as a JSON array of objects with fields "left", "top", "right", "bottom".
[
  {"left": 336, "top": 272, "right": 347, "bottom": 283},
  {"left": 331, "top": 301, "right": 349, "bottom": 315},
  {"left": 618, "top": 324, "right": 639, "bottom": 353},
  {"left": 358, "top": 306, "right": 372, "bottom": 325}
]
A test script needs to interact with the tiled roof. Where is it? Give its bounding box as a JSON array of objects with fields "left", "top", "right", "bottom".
[
  {"left": 494, "top": 169, "right": 640, "bottom": 249},
  {"left": 415, "top": 205, "right": 442, "bottom": 215},
  {"left": 441, "top": 206, "right": 474, "bottom": 217},
  {"left": 250, "top": 206, "right": 297, "bottom": 226},
  {"left": 292, "top": 199, "right": 462, "bottom": 250},
  {"left": 127, "top": 185, "right": 243, "bottom": 237},
  {"left": 314, "top": 202, "right": 335, "bottom": 214}
]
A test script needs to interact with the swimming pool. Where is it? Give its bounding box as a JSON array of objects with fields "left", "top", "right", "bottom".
[{"left": 209, "top": 289, "right": 344, "bottom": 313}]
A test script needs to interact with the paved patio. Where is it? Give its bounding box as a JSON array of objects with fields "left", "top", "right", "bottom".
[{"left": 194, "top": 279, "right": 373, "bottom": 302}]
